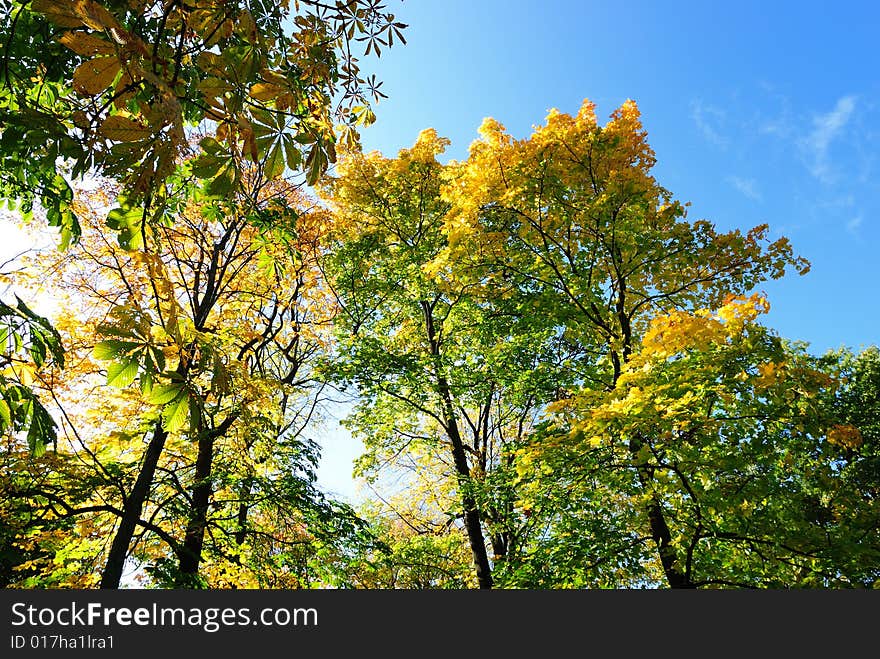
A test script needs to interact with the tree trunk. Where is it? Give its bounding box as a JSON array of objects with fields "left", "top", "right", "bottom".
[
  {"left": 421, "top": 300, "right": 493, "bottom": 589},
  {"left": 100, "top": 422, "right": 168, "bottom": 589},
  {"left": 234, "top": 478, "right": 253, "bottom": 546},
  {"left": 176, "top": 434, "right": 215, "bottom": 586},
  {"left": 629, "top": 436, "right": 693, "bottom": 588},
  {"left": 645, "top": 496, "right": 693, "bottom": 588},
  {"left": 614, "top": 275, "right": 691, "bottom": 587},
  {"left": 445, "top": 408, "right": 494, "bottom": 589},
  {"left": 490, "top": 533, "right": 508, "bottom": 563}
]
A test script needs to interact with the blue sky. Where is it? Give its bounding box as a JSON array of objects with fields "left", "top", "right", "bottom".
[
  {"left": 354, "top": 0, "right": 879, "bottom": 354},
  {"left": 316, "top": 0, "right": 879, "bottom": 499}
]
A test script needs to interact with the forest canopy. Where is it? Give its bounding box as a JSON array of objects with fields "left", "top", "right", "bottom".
[{"left": 1, "top": 1, "right": 877, "bottom": 590}]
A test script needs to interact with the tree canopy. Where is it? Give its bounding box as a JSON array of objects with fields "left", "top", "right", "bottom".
[{"left": 1, "top": 5, "right": 877, "bottom": 589}]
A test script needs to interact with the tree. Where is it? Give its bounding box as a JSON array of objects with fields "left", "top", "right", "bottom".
[
  {"left": 4, "top": 170, "right": 364, "bottom": 588},
  {"left": 0, "top": 0, "right": 407, "bottom": 461},
  {"left": 520, "top": 294, "right": 869, "bottom": 586},
  {"left": 319, "top": 130, "right": 566, "bottom": 588},
  {"left": 1, "top": 0, "right": 406, "bottom": 242},
  {"left": 807, "top": 345, "right": 880, "bottom": 586},
  {"left": 436, "top": 99, "right": 811, "bottom": 587},
  {"left": 340, "top": 465, "right": 478, "bottom": 589}
]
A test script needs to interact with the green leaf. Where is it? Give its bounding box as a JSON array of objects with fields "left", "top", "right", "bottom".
[
  {"left": 147, "top": 383, "right": 183, "bottom": 405},
  {"left": 264, "top": 141, "right": 284, "bottom": 179},
  {"left": 192, "top": 153, "right": 224, "bottom": 179},
  {"left": 28, "top": 328, "right": 47, "bottom": 366},
  {"left": 282, "top": 136, "right": 301, "bottom": 170},
  {"left": 305, "top": 143, "right": 327, "bottom": 185},
  {"left": 0, "top": 399, "right": 11, "bottom": 429},
  {"left": 199, "top": 136, "right": 224, "bottom": 155},
  {"left": 106, "top": 359, "right": 139, "bottom": 388},
  {"left": 106, "top": 206, "right": 144, "bottom": 250},
  {"left": 139, "top": 370, "right": 154, "bottom": 396},
  {"left": 188, "top": 397, "right": 201, "bottom": 434},
  {"left": 206, "top": 161, "right": 236, "bottom": 197},
  {"left": 151, "top": 345, "right": 166, "bottom": 373},
  {"left": 26, "top": 400, "right": 56, "bottom": 456},
  {"left": 93, "top": 339, "right": 139, "bottom": 361},
  {"left": 162, "top": 392, "right": 190, "bottom": 433}
]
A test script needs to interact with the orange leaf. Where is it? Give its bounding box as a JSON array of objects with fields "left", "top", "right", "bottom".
[
  {"left": 31, "top": 0, "right": 83, "bottom": 27},
  {"left": 72, "top": 56, "right": 121, "bottom": 96},
  {"left": 57, "top": 30, "right": 115, "bottom": 56}
]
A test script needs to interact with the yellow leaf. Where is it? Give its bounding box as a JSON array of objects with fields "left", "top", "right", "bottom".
[
  {"left": 198, "top": 77, "right": 230, "bottom": 99},
  {"left": 162, "top": 393, "right": 189, "bottom": 433},
  {"left": 99, "top": 115, "right": 151, "bottom": 142},
  {"left": 73, "top": 0, "right": 122, "bottom": 32},
  {"left": 57, "top": 30, "right": 115, "bottom": 56},
  {"left": 826, "top": 424, "right": 863, "bottom": 450},
  {"left": 72, "top": 56, "right": 121, "bottom": 96},
  {"left": 31, "top": 0, "right": 83, "bottom": 27},
  {"left": 113, "top": 69, "right": 141, "bottom": 109},
  {"left": 249, "top": 82, "right": 285, "bottom": 101},
  {"left": 11, "top": 363, "right": 35, "bottom": 388}
]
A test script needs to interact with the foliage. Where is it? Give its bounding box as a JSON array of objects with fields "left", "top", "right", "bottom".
[
  {"left": 520, "top": 295, "right": 873, "bottom": 587},
  {"left": 0, "top": 296, "right": 64, "bottom": 455},
  {"left": 318, "top": 130, "right": 573, "bottom": 588},
  {"left": 0, "top": 173, "right": 370, "bottom": 587},
  {"left": 2, "top": 87, "right": 878, "bottom": 589},
  {"left": 0, "top": 0, "right": 406, "bottom": 245}
]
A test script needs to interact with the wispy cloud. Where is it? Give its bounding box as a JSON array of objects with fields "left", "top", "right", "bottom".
[
  {"left": 727, "top": 175, "right": 762, "bottom": 201},
  {"left": 756, "top": 83, "right": 795, "bottom": 138},
  {"left": 801, "top": 95, "right": 857, "bottom": 183},
  {"left": 846, "top": 215, "right": 863, "bottom": 235},
  {"left": 760, "top": 117, "right": 793, "bottom": 137},
  {"left": 690, "top": 100, "right": 728, "bottom": 147}
]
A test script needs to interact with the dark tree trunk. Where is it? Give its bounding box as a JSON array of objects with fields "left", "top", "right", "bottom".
[
  {"left": 629, "top": 436, "right": 693, "bottom": 588},
  {"left": 101, "top": 230, "right": 236, "bottom": 589},
  {"left": 422, "top": 300, "right": 493, "bottom": 589},
  {"left": 234, "top": 479, "right": 253, "bottom": 546},
  {"left": 612, "top": 272, "right": 692, "bottom": 588},
  {"left": 175, "top": 413, "right": 237, "bottom": 585},
  {"left": 176, "top": 434, "right": 215, "bottom": 585},
  {"left": 100, "top": 422, "right": 168, "bottom": 589},
  {"left": 490, "top": 533, "right": 508, "bottom": 563},
  {"left": 645, "top": 497, "right": 693, "bottom": 588},
  {"left": 445, "top": 406, "right": 494, "bottom": 589}
]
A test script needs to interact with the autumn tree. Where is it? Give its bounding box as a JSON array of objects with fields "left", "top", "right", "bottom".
[
  {"left": 518, "top": 294, "right": 870, "bottom": 586},
  {"left": 435, "top": 99, "right": 813, "bottom": 587},
  {"left": 319, "top": 130, "right": 568, "bottom": 589},
  {"left": 0, "top": 0, "right": 407, "bottom": 459},
  {"left": 806, "top": 345, "right": 880, "bottom": 586},
  {"left": 1, "top": 0, "right": 406, "bottom": 243},
  {"left": 2, "top": 169, "right": 365, "bottom": 588},
  {"left": 338, "top": 456, "right": 478, "bottom": 589}
]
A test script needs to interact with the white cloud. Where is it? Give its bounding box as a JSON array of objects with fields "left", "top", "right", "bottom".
[
  {"left": 727, "top": 176, "right": 762, "bottom": 201},
  {"left": 846, "top": 215, "right": 863, "bottom": 235},
  {"left": 756, "top": 84, "right": 795, "bottom": 138},
  {"left": 801, "top": 95, "right": 857, "bottom": 182},
  {"left": 760, "top": 118, "right": 792, "bottom": 137},
  {"left": 690, "top": 100, "right": 728, "bottom": 147}
]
